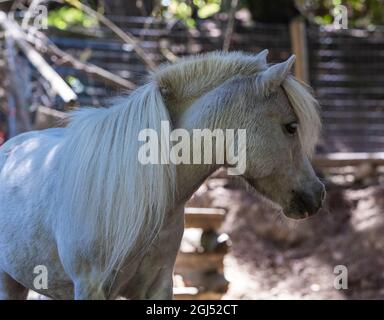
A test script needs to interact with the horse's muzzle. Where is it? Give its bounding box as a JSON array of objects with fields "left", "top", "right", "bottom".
[{"left": 285, "top": 184, "right": 326, "bottom": 220}]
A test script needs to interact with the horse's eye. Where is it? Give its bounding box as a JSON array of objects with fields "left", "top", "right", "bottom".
[{"left": 284, "top": 122, "right": 298, "bottom": 136}]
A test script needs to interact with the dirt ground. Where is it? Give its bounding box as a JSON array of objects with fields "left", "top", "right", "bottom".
[{"left": 188, "top": 176, "right": 384, "bottom": 300}]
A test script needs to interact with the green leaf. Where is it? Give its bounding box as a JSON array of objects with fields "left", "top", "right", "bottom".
[{"left": 198, "top": 3, "right": 220, "bottom": 19}]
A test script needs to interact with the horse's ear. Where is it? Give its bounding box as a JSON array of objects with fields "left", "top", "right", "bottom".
[
  {"left": 259, "top": 55, "right": 296, "bottom": 91},
  {"left": 256, "top": 49, "right": 269, "bottom": 65}
]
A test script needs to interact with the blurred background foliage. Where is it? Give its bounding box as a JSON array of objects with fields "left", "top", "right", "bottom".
[
  {"left": 47, "top": 6, "right": 98, "bottom": 30},
  {"left": 1, "top": 0, "right": 381, "bottom": 30},
  {"left": 163, "top": 0, "right": 222, "bottom": 27}
]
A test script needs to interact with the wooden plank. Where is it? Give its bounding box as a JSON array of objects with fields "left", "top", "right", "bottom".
[
  {"left": 314, "top": 49, "right": 384, "bottom": 58},
  {"left": 317, "top": 62, "right": 384, "bottom": 71},
  {"left": 314, "top": 152, "right": 384, "bottom": 167},
  {"left": 321, "top": 136, "right": 384, "bottom": 143},
  {"left": 320, "top": 99, "right": 384, "bottom": 108},
  {"left": 323, "top": 114, "right": 384, "bottom": 124},
  {"left": 323, "top": 127, "right": 384, "bottom": 134},
  {"left": 316, "top": 87, "right": 384, "bottom": 95},
  {"left": 175, "top": 252, "right": 224, "bottom": 273},
  {"left": 184, "top": 207, "right": 225, "bottom": 230},
  {"left": 314, "top": 74, "right": 384, "bottom": 83}
]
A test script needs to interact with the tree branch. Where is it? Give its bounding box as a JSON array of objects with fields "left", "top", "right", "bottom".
[{"left": 222, "top": 0, "right": 239, "bottom": 52}]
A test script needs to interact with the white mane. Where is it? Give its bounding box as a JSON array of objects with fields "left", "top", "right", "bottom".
[
  {"left": 282, "top": 76, "right": 321, "bottom": 156},
  {"left": 53, "top": 82, "right": 176, "bottom": 289},
  {"left": 154, "top": 50, "right": 268, "bottom": 114}
]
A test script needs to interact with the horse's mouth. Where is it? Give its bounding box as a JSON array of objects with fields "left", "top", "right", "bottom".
[
  {"left": 285, "top": 191, "right": 323, "bottom": 220},
  {"left": 243, "top": 176, "right": 324, "bottom": 220},
  {"left": 283, "top": 210, "right": 312, "bottom": 220}
]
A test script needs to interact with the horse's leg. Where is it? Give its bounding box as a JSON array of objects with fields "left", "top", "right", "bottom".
[
  {"left": 0, "top": 271, "right": 29, "bottom": 300},
  {"left": 149, "top": 280, "right": 173, "bottom": 300},
  {"left": 58, "top": 242, "right": 107, "bottom": 299},
  {"left": 146, "top": 268, "right": 174, "bottom": 300},
  {"left": 73, "top": 278, "right": 106, "bottom": 300}
]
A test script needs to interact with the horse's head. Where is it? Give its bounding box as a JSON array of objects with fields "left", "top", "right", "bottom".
[
  {"left": 157, "top": 51, "right": 324, "bottom": 219},
  {"left": 231, "top": 55, "right": 325, "bottom": 219}
]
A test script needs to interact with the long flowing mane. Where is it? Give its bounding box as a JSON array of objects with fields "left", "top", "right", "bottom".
[{"left": 53, "top": 82, "right": 175, "bottom": 288}]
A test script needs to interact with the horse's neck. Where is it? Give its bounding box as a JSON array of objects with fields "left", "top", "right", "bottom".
[
  {"left": 162, "top": 53, "right": 265, "bottom": 204},
  {"left": 173, "top": 89, "right": 229, "bottom": 204},
  {"left": 175, "top": 163, "right": 218, "bottom": 204}
]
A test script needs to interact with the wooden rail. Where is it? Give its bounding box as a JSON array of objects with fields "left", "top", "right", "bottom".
[
  {"left": 175, "top": 252, "right": 224, "bottom": 273},
  {"left": 184, "top": 207, "right": 225, "bottom": 230},
  {"left": 314, "top": 152, "right": 384, "bottom": 168}
]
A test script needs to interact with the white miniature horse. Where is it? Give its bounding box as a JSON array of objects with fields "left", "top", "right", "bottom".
[{"left": 0, "top": 51, "right": 325, "bottom": 299}]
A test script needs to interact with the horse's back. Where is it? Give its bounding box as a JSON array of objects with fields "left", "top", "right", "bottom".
[{"left": 0, "top": 128, "right": 71, "bottom": 297}]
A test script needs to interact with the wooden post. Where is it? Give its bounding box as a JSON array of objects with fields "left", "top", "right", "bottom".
[{"left": 289, "top": 17, "right": 309, "bottom": 84}]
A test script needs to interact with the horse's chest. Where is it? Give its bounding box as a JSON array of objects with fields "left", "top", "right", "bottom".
[{"left": 118, "top": 208, "right": 184, "bottom": 299}]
